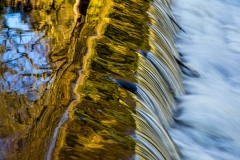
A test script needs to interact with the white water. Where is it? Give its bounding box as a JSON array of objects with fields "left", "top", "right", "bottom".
[{"left": 170, "top": 0, "right": 240, "bottom": 159}]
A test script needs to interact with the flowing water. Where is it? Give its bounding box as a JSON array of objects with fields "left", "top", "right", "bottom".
[
  {"left": 1, "top": 0, "right": 240, "bottom": 159},
  {"left": 170, "top": 0, "right": 240, "bottom": 159}
]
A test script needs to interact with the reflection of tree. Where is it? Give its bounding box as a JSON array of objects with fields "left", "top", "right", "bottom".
[
  {"left": 0, "top": 8, "right": 51, "bottom": 159},
  {"left": 0, "top": 0, "right": 76, "bottom": 97},
  {"left": 0, "top": 1, "right": 76, "bottom": 159}
]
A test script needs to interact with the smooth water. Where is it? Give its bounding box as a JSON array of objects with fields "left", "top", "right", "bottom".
[
  {"left": 0, "top": 1, "right": 77, "bottom": 159},
  {"left": 170, "top": 0, "right": 240, "bottom": 159}
]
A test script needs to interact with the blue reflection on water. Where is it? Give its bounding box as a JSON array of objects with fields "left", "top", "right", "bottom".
[{"left": 0, "top": 8, "right": 52, "bottom": 100}]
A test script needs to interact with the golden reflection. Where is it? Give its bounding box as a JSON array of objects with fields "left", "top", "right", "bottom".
[
  {"left": 1, "top": 0, "right": 152, "bottom": 159},
  {"left": 49, "top": 0, "right": 152, "bottom": 159}
]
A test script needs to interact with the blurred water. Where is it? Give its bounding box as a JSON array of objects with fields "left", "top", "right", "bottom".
[{"left": 170, "top": 0, "right": 240, "bottom": 159}]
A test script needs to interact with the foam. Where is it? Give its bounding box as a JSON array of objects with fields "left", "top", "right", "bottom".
[{"left": 170, "top": 0, "right": 240, "bottom": 159}]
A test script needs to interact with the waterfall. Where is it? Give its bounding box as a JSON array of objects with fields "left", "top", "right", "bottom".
[
  {"left": 111, "top": 0, "right": 240, "bottom": 159},
  {"left": 134, "top": 1, "right": 185, "bottom": 159},
  {"left": 111, "top": 0, "right": 185, "bottom": 159}
]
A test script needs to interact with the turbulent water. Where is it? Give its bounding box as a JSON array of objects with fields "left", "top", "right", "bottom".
[{"left": 170, "top": 0, "right": 240, "bottom": 159}]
